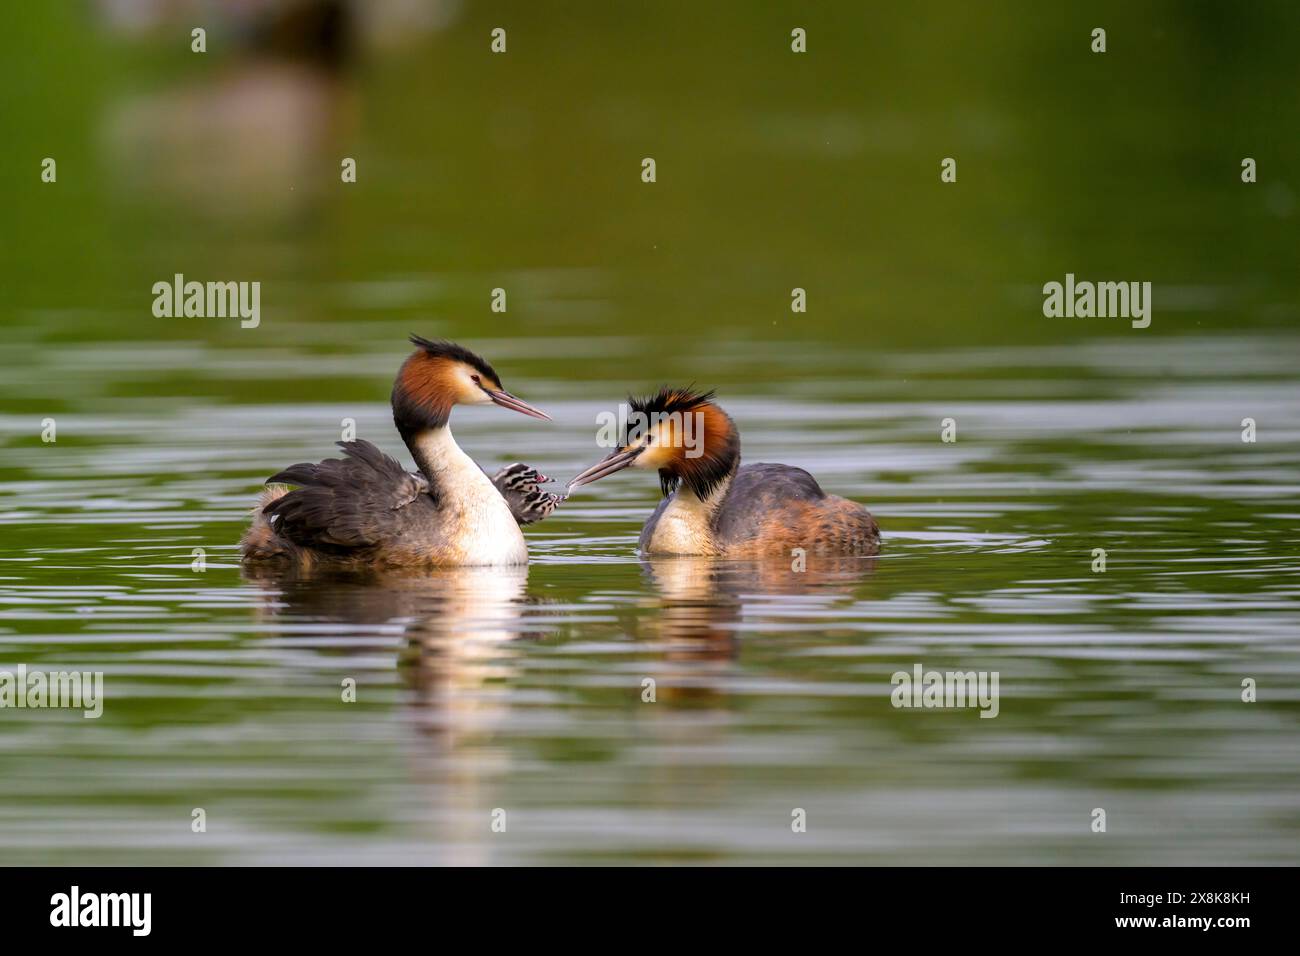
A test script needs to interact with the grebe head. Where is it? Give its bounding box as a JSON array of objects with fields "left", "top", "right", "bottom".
[
  {"left": 569, "top": 387, "right": 739, "bottom": 498},
  {"left": 392, "top": 335, "right": 549, "bottom": 439}
]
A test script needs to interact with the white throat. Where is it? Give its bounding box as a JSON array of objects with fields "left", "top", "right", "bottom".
[
  {"left": 411, "top": 425, "right": 527, "bottom": 565},
  {"left": 645, "top": 473, "right": 733, "bottom": 556},
  {"left": 411, "top": 424, "right": 478, "bottom": 479}
]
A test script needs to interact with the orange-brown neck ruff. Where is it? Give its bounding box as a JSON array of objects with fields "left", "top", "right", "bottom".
[
  {"left": 665, "top": 400, "right": 739, "bottom": 500},
  {"left": 391, "top": 338, "right": 502, "bottom": 442},
  {"left": 392, "top": 351, "right": 459, "bottom": 438},
  {"left": 627, "top": 388, "right": 741, "bottom": 500}
]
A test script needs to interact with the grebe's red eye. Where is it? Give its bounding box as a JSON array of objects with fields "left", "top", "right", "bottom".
[{"left": 471, "top": 374, "right": 481, "bottom": 385}]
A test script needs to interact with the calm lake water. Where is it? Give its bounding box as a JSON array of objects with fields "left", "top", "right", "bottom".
[
  {"left": 2, "top": 2, "right": 1299, "bottom": 864},
  {"left": 1, "top": 330, "right": 1297, "bottom": 864}
]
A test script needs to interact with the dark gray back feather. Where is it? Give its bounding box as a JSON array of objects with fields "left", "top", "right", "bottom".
[
  {"left": 711, "top": 463, "right": 825, "bottom": 540},
  {"left": 264, "top": 440, "right": 434, "bottom": 552}
]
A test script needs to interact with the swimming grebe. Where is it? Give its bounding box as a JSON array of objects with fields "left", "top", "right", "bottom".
[
  {"left": 241, "top": 336, "right": 562, "bottom": 569},
  {"left": 567, "top": 388, "right": 880, "bottom": 557}
]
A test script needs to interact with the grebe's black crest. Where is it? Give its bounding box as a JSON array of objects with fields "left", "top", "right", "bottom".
[
  {"left": 408, "top": 334, "right": 500, "bottom": 384},
  {"left": 628, "top": 385, "right": 716, "bottom": 416}
]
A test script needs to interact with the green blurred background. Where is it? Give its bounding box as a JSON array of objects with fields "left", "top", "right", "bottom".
[
  {"left": 3, "top": 0, "right": 1296, "bottom": 375},
  {"left": 0, "top": 1, "right": 1297, "bottom": 865}
]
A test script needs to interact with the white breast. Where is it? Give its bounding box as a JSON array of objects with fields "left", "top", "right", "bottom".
[
  {"left": 413, "top": 427, "right": 528, "bottom": 565},
  {"left": 644, "top": 486, "right": 723, "bottom": 556}
]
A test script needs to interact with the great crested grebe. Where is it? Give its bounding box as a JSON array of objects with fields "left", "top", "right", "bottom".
[
  {"left": 567, "top": 388, "right": 880, "bottom": 557},
  {"left": 241, "top": 336, "right": 563, "bottom": 569}
]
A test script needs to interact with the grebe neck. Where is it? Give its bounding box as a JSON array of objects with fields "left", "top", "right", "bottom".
[
  {"left": 406, "top": 424, "right": 477, "bottom": 485},
  {"left": 404, "top": 424, "right": 529, "bottom": 564}
]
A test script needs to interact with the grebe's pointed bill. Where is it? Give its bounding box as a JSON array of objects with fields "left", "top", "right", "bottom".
[
  {"left": 567, "top": 446, "right": 643, "bottom": 489},
  {"left": 485, "top": 388, "right": 551, "bottom": 420}
]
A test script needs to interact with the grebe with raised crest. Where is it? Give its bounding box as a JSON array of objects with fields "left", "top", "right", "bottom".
[
  {"left": 241, "top": 336, "right": 562, "bottom": 569},
  {"left": 567, "top": 388, "right": 879, "bottom": 557}
]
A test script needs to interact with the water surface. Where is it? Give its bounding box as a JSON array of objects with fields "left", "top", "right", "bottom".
[
  {"left": 1, "top": 1, "right": 1298, "bottom": 865},
  {"left": 1, "top": 330, "right": 1297, "bottom": 864}
]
